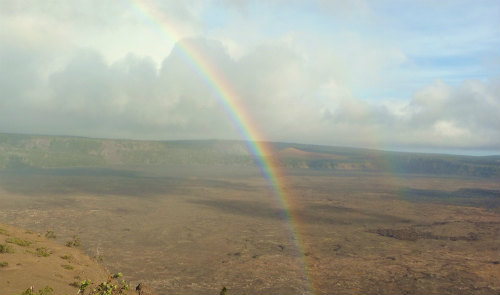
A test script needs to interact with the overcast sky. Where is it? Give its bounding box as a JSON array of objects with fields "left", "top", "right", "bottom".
[{"left": 1, "top": 0, "right": 499, "bottom": 154}]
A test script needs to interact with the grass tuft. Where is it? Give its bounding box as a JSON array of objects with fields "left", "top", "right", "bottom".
[
  {"left": 45, "top": 230, "right": 57, "bottom": 239},
  {"left": 65, "top": 235, "right": 81, "bottom": 248},
  {"left": 20, "top": 285, "right": 54, "bottom": 295},
  {"left": 6, "top": 237, "right": 32, "bottom": 247},
  {"left": 61, "top": 254, "right": 73, "bottom": 260},
  {"left": 34, "top": 247, "right": 51, "bottom": 257},
  {"left": 0, "top": 244, "right": 14, "bottom": 253},
  {"left": 61, "top": 264, "right": 74, "bottom": 270}
]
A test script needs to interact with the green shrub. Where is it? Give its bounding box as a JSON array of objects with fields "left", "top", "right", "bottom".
[
  {"left": 111, "top": 272, "right": 122, "bottom": 279},
  {"left": 0, "top": 244, "right": 14, "bottom": 253},
  {"left": 0, "top": 228, "right": 8, "bottom": 236},
  {"left": 38, "top": 286, "right": 54, "bottom": 295},
  {"left": 61, "top": 264, "right": 74, "bottom": 270},
  {"left": 78, "top": 279, "right": 92, "bottom": 294},
  {"left": 20, "top": 286, "right": 54, "bottom": 295},
  {"left": 76, "top": 274, "right": 129, "bottom": 295},
  {"left": 0, "top": 261, "right": 8, "bottom": 267},
  {"left": 6, "top": 237, "right": 32, "bottom": 247},
  {"left": 45, "top": 231, "right": 57, "bottom": 239},
  {"left": 60, "top": 254, "right": 72, "bottom": 260},
  {"left": 35, "top": 247, "right": 51, "bottom": 257},
  {"left": 65, "top": 235, "right": 81, "bottom": 247}
]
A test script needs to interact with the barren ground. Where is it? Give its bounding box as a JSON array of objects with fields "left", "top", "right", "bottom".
[{"left": 0, "top": 166, "right": 498, "bottom": 294}]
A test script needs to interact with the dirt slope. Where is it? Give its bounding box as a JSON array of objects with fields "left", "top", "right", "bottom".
[{"left": 0, "top": 223, "right": 109, "bottom": 294}]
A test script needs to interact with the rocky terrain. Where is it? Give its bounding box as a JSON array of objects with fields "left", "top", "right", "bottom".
[{"left": 1, "top": 133, "right": 499, "bottom": 294}]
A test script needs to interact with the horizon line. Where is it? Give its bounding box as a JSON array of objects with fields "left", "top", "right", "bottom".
[{"left": 1, "top": 131, "right": 498, "bottom": 157}]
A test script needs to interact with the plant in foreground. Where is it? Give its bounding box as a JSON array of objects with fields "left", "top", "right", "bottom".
[
  {"left": 19, "top": 286, "right": 54, "bottom": 295},
  {"left": 77, "top": 273, "right": 129, "bottom": 295}
]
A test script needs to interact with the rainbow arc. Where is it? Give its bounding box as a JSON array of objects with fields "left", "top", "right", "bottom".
[{"left": 128, "top": 1, "right": 315, "bottom": 293}]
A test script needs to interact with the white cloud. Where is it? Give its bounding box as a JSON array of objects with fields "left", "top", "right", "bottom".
[
  {"left": 0, "top": 0, "right": 498, "bottom": 153},
  {"left": 433, "top": 121, "right": 470, "bottom": 138}
]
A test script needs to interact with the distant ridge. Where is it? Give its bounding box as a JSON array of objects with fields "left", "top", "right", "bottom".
[
  {"left": 277, "top": 147, "right": 341, "bottom": 160},
  {"left": 0, "top": 132, "right": 498, "bottom": 178}
]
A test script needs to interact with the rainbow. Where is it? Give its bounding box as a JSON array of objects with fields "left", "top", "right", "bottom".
[{"left": 128, "top": 0, "right": 314, "bottom": 293}]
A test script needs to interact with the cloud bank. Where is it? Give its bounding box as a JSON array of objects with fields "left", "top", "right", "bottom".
[{"left": 0, "top": 0, "right": 499, "bottom": 154}]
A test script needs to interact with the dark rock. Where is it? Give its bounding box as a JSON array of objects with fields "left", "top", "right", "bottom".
[{"left": 135, "top": 282, "right": 154, "bottom": 295}]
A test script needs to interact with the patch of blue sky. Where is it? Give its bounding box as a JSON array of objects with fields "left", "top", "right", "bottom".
[
  {"left": 409, "top": 55, "right": 499, "bottom": 78},
  {"left": 222, "top": 1, "right": 359, "bottom": 39},
  {"left": 201, "top": 0, "right": 498, "bottom": 103},
  {"left": 248, "top": 2, "right": 337, "bottom": 37},
  {"left": 371, "top": 1, "right": 499, "bottom": 53},
  {"left": 351, "top": 0, "right": 500, "bottom": 101},
  {"left": 371, "top": 0, "right": 499, "bottom": 29},
  {"left": 201, "top": 2, "right": 231, "bottom": 33}
]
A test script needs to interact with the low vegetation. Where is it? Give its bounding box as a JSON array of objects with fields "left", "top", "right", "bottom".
[
  {"left": 6, "top": 237, "right": 32, "bottom": 247},
  {"left": 34, "top": 247, "right": 51, "bottom": 257},
  {"left": 95, "top": 255, "right": 104, "bottom": 262},
  {"left": 0, "top": 244, "right": 14, "bottom": 253},
  {"left": 77, "top": 273, "right": 130, "bottom": 295},
  {"left": 60, "top": 254, "right": 72, "bottom": 260},
  {"left": 19, "top": 286, "right": 54, "bottom": 295},
  {"left": 45, "top": 231, "right": 56, "bottom": 239},
  {"left": 0, "top": 223, "right": 117, "bottom": 294},
  {"left": 65, "top": 235, "right": 81, "bottom": 248},
  {"left": 61, "top": 264, "right": 74, "bottom": 270}
]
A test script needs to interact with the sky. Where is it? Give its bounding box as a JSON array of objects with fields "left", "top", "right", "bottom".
[{"left": 0, "top": 0, "right": 499, "bottom": 155}]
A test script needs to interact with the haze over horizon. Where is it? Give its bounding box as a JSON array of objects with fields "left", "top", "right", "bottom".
[{"left": 1, "top": 0, "right": 499, "bottom": 155}]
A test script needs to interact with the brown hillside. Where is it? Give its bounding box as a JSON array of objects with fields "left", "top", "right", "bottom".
[{"left": 0, "top": 223, "right": 109, "bottom": 294}]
